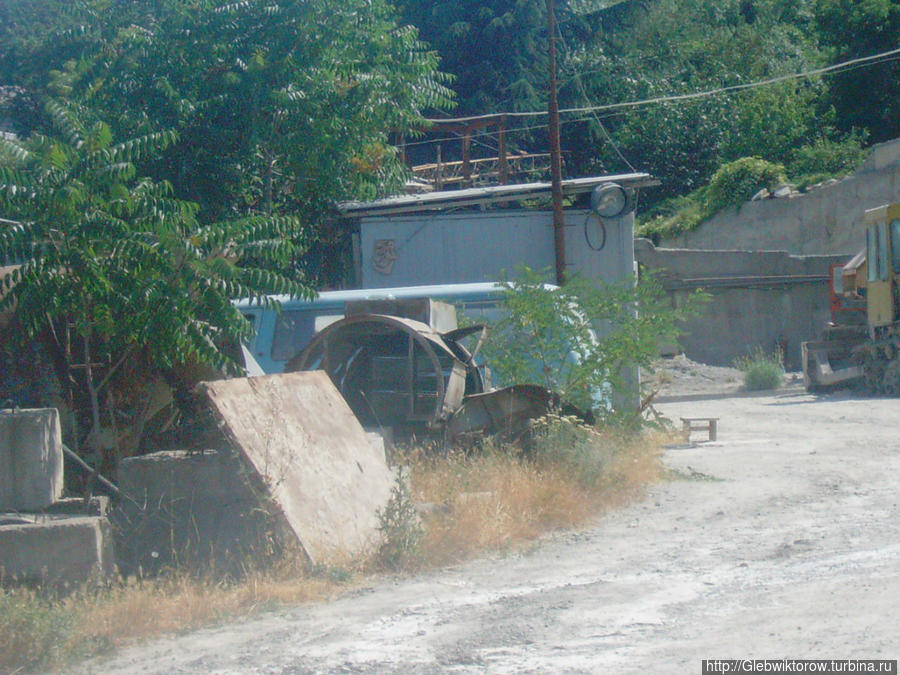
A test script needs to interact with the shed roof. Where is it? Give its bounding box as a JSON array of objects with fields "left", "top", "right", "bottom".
[{"left": 338, "top": 173, "right": 657, "bottom": 218}]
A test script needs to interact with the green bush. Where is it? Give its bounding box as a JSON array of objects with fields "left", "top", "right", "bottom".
[
  {"left": 734, "top": 347, "right": 784, "bottom": 391},
  {"left": 481, "top": 266, "right": 708, "bottom": 418},
  {"left": 631, "top": 133, "right": 869, "bottom": 245},
  {"left": 706, "top": 157, "right": 786, "bottom": 214},
  {"left": 788, "top": 134, "right": 868, "bottom": 183},
  {"left": 636, "top": 193, "right": 710, "bottom": 241},
  {"left": 530, "top": 414, "right": 617, "bottom": 490},
  {"left": 637, "top": 157, "right": 785, "bottom": 241}
]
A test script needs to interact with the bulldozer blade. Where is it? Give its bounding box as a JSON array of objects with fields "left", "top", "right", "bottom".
[{"left": 801, "top": 339, "right": 864, "bottom": 389}]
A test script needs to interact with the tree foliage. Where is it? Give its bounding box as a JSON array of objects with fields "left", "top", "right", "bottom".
[
  {"left": 0, "top": 98, "right": 307, "bottom": 369},
  {"left": 575, "top": 0, "right": 827, "bottom": 202},
  {"left": 816, "top": 0, "right": 900, "bottom": 143},
  {"left": 394, "top": 0, "right": 864, "bottom": 209},
  {"left": 395, "top": 0, "right": 628, "bottom": 116},
  {"left": 2, "top": 0, "right": 453, "bottom": 285},
  {"left": 482, "top": 266, "right": 707, "bottom": 417},
  {"left": 0, "top": 100, "right": 310, "bottom": 455}
]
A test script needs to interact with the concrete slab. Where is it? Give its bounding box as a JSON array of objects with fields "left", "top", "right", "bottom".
[
  {"left": 199, "top": 371, "right": 395, "bottom": 564},
  {"left": 0, "top": 408, "right": 63, "bottom": 511},
  {"left": 0, "top": 515, "right": 115, "bottom": 588}
]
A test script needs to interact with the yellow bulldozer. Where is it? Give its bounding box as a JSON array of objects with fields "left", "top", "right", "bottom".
[{"left": 801, "top": 203, "right": 900, "bottom": 393}]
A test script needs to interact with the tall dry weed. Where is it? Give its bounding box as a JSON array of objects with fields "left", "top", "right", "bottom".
[{"left": 0, "top": 557, "right": 344, "bottom": 673}]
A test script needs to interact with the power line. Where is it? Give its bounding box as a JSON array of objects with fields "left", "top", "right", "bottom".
[
  {"left": 423, "top": 46, "right": 900, "bottom": 125},
  {"left": 557, "top": 23, "right": 636, "bottom": 172}
]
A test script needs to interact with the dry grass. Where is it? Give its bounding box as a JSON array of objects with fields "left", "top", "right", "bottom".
[
  {"left": 1, "top": 417, "right": 666, "bottom": 674},
  {"left": 403, "top": 416, "right": 666, "bottom": 567},
  {"left": 72, "top": 563, "right": 337, "bottom": 646},
  {"left": 0, "top": 558, "right": 349, "bottom": 673}
]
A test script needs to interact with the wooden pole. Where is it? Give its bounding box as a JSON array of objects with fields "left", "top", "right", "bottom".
[{"left": 546, "top": 0, "right": 566, "bottom": 284}]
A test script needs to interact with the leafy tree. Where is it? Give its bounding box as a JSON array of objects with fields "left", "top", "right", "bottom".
[
  {"left": 2, "top": 0, "right": 453, "bottom": 286},
  {"left": 0, "top": 100, "right": 307, "bottom": 458},
  {"left": 396, "top": 0, "right": 551, "bottom": 116},
  {"left": 816, "top": 0, "right": 900, "bottom": 143},
  {"left": 786, "top": 132, "right": 868, "bottom": 180},
  {"left": 481, "top": 265, "right": 707, "bottom": 418},
  {"left": 577, "top": 0, "right": 825, "bottom": 203}
]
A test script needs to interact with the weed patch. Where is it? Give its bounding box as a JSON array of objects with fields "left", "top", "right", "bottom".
[
  {"left": 405, "top": 417, "right": 665, "bottom": 567},
  {"left": 735, "top": 347, "right": 784, "bottom": 391},
  {"left": 374, "top": 468, "right": 424, "bottom": 571},
  {"left": 0, "top": 589, "right": 74, "bottom": 672},
  {"left": 0, "top": 557, "right": 345, "bottom": 674}
]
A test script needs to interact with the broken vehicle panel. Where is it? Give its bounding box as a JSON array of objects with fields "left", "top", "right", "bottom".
[{"left": 446, "top": 384, "right": 594, "bottom": 444}]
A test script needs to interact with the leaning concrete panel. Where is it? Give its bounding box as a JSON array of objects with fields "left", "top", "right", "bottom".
[
  {"left": 0, "top": 408, "right": 63, "bottom": 511},
  {"left": 199, "top": 372, "right": 394, "bottom": 564}
]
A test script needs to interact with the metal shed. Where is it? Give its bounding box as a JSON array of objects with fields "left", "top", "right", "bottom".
[{"left": 339, "top": 174, "right": 655, "bottom": 290}]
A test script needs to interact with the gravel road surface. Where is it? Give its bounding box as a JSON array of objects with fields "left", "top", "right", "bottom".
[{"left": 83, "top": 388, "right": 900, "bottom": 673}]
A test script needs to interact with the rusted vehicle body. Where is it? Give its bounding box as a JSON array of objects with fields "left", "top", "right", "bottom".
[{"left": 286, "top": 299, "right": 488, "bottom": 432}]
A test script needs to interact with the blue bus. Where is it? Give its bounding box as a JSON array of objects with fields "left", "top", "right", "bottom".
[{"left": 235, "top": 282, "right": 514, "bottom": 375}]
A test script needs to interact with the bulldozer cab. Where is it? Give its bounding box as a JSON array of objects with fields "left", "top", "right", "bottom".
[{"left": 863, "top": 204, "right": 900, "bottom": 334}]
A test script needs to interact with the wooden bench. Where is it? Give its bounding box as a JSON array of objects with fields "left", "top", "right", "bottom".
[{"left": 681, "top": 417, "right": 719, "bottom": 442}]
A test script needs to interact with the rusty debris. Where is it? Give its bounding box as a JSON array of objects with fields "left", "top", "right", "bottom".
[{"left": 287, "top": 299, "right": 487, "bottom": 433}]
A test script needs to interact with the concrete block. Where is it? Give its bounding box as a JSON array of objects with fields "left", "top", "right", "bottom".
[
  {"left": 113, "top": 449, "right": 276, "bottom": 575},
  {"left": 0, "top": 408, "right": 63, "bottom": 511},
  {"left": 199, "top": 371, "right": 395, "bottom": 565},
  {"left": 0, "top": 516, "right": 116, "bottom": 588}
]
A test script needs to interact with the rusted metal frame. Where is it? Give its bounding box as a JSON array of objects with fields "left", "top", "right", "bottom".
[
  {"left": 498, "top": 116, "right": 509, "bottom": 185},
  {"left": 462, "top": 132, "right": 472, "bottom": 183},
  {"left": 435, "top": 144, "right": 443, "bottom": 190},
  {"left": 429, "top": 117, "right": 505, "bottom": 187},
  {"left": 296, "top": 314, "right": 452, "bottom": 426},
  {"left": 415, "top": 155, "right": 552, "bottom": 173},
  {"left": 411, "top": 154, "right": 551, "bottom": 187}
]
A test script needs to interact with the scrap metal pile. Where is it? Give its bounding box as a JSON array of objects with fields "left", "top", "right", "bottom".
[{"left": 286, "top": 297, "right": 589, "bottom": 442}]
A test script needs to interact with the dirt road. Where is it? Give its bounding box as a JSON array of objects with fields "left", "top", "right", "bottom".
[{"left": 85, "top": 389, "right": 900, "bottom": 673}]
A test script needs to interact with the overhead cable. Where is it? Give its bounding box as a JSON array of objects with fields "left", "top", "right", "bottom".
[{"left": 423, "top": 46, "right": 900, "bottom": 125}]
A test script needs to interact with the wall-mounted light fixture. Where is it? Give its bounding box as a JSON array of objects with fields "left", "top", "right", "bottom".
[{"left": 590, "top": 182, "right": 635, "bottom": 219}]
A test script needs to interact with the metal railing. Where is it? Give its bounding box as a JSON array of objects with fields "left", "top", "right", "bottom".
[{"left": 412, "top": 153, "right": 551, "bottom": 190}]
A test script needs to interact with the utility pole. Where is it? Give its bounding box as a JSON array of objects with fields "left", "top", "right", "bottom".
[{"left": 546, "top": 0, "right": 566, "bottom": 285}]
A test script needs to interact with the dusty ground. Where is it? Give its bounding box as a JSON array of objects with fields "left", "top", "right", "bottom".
[{"left": 81, "top": 377, "right": 900, "bottom": 673}]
